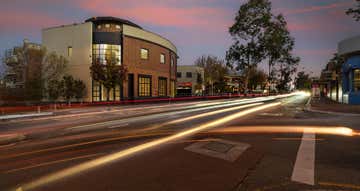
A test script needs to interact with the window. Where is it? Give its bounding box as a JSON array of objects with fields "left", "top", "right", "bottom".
[
  {"left": 138, "top": 75, "right": 151, "bottom": 97},
  {"left": 186, "top": 72, "right": 192, "bottom": 78},
  {"left": 115, "top": 25, "right": 121, "bottom": 29},
  {"left": 92, "top": 81, "right": 101, "bottom": 102},
  {"left": 97, "top": 25, "right": 102, "bottom": 29},
  {"left": 170, "top": 80, "right": 175, "bottom": 97},
  {"left": 105, "top": 24, "right": 110, "bottom": 28},
  {"left": 67, "top": 46, "right": 72, "bottom": 57},
  {"left": 158, "top": 77, "right": 167, "bottom": 96},
  {"left": 160, "top": 53, "right": 165, "bottom": 64},
  {"left": 140, "top": 48, "right": 149, "bottom": 60},
  {"left": 354, "top": 69, "right": 360, "bottom": 92},
  {"left": 92, "top": 44, "right": 121, "bottom": 65},
  {"left": 177, "top": 72, "right": 182, "bottom": 78},
  {"left": 115, "top": 85, "right": 121, "bottom": 101}
]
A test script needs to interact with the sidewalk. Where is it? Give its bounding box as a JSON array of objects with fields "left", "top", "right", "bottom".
[{"left": 309, "top": 97, "right": 360, "bottom": 114}]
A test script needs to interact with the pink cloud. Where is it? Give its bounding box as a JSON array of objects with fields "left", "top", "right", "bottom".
[
  {"left": 280, "top": 2, "right": 353, "bottom": 15},
  {"left": 78, "top": 0, "right": 231, "bottom": 29},
  {"left": 0, "top": 10, "right": 67, "bottom": 34}
]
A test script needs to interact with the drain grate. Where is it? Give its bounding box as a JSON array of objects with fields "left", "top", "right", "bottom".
[
  {"left": 202, "top": 141, "right": 234, "bottom": 154},
  {"left": 185, "top": 139, "right": 250, "bottom": 162}
]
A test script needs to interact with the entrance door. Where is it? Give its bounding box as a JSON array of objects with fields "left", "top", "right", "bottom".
[{"left": 128, "top": 74, "right": 134, "bottom": 99}]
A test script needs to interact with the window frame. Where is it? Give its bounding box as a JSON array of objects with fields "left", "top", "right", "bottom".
[
  {"left": 158, "top": 77, "right": 167, "bottom": 97},
  {"left": 138, "top": 74, "right": 152, "bottom": 97},
  {"left": 353, "top": 69, "right": 360, "bottom": 92},
  {"left": 67, "top": 46, "right": 72, "bottom": 57},
  {"left": 160, "top": 53, "right": 166, "bottom": 64},
  {"left": 186, "top": 72, "right": 192, "bottom": 78},
  {"left": 140, "top": 48, "right": 149, "bottom": 60}
]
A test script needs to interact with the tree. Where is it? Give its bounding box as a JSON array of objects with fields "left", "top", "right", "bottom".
[
  {"left": 226, "top": 0, "right": 272, "bottom": 91},
  {"left": 346, "top": 0, "right": 360, "bottom": 21},
  {"left": 62, "top": 75, "right": 75, "bottom": 104},
  {"left": 47, "top": 79, "right": 64, "bottom": 102},
  {"left": 248, "top": 68, "right": 268, "bottom": 90},
  {"left": 262, "top": 14, "right": 292, "bottom": 82},
  {"left": 90, "top": 59, "right": 127, "bottom": 101},
  {"left": 74, "top": 79, "right": 86, "bottom": 102},
  {"left": 42, "top": 52, "right": 68, "bottom": 101},
  {"left": 194, "top": 55, "right": 228, "bottom": 94},
  {"left": 276, "top": 54, "right": 300, "bottom": 92},
  {"left": 295, "top": 71, "right": 311, "bottom": 90},
  {"left": 42, "top": 52, "right": 68, "bottom": 83}
]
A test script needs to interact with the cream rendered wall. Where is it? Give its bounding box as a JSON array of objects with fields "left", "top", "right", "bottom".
[
  {"left": 42, "top": 22, "right": 93, "bottom": 102},
  {"left": 123, "top": 25, "right": 177, "bottom": 54}
]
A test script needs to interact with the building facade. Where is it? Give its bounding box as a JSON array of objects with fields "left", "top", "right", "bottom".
[
  {"left": 4, "top": 39, "right": 43, "bottom": 89},
  {"left": 176, "top": 65, "right": 204, "bottom": 96},
  {"left": 42, "top": 17, "right": 177, "bottom": 102},
  {"left": 338, "top": 35, "right": 360, "bottom": 104}
]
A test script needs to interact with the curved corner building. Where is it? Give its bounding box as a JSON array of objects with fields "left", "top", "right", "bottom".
[
  {"left": 338, "top": 35, "right": 360, "bottom": 104},
  {"left": 42, "top": 16, "right": 177, "bottom": 102}
]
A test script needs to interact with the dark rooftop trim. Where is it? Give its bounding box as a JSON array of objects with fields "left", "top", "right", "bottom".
[{"left": 85, "top": 16, "right": 142, "bottom": 29}]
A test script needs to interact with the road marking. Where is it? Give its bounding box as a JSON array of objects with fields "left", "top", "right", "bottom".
[
  {"left": 15, "top": 102, "right": 281, "bottom": 191},
  {"left": 291, "top": 129, "right": 315, "bottom": 185},
  {"left": 5, "top": 153, "right": 103, "bottom": 174}
]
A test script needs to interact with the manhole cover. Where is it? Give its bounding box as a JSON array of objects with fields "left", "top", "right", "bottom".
[
  {"left": 202, "top": 141, "right": 234, "bottom": 153},
  {"left": 185, "top": 139, "right": 250, "bottom": 162}
]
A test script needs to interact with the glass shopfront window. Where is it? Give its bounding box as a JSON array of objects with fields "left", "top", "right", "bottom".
[
  {"left": 158, "top": 77, "right": 167, "bottom": 96},
  {"left": 92, "top": 44, "right": 121, "bottom": 65},
  {"left": 92, "top": 81, "right": 101, "bottom": 102},
  {"left": 139, "top": 75, "right": 151, "bottom": 97},
  {"left": 354, "top": 69, "right": 360, "bottom": 92}
]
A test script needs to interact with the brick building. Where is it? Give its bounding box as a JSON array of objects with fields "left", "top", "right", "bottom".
[{"left": 42, "top": 17, "right": 177, "bottom": 102}]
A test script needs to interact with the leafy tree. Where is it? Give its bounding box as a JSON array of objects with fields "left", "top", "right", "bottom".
[
  {"left": 90, "top": 59, "right": 127, "bottom": 101},
  {"left": 194, "top": 55, "right": 228, "bottom": 94},
  {"left": 42, "top": 52, "right": 68, "bottom": 101},
  {"left": 42, "top": 52, "right": 68, "bottom": 83},
  {"left": 295, "top": 71, "right": 311, "bottom": 90},
  {"left": 74, "top": 79, "right": 86, "bottom": 101},
  {"left": 276, "top": 54, "right": 300, "bottom": 92},
  {"left": 248, "top": 67, "right": 268, "bottom": 90},
  {"left": 226, "top": 0, "right": 272, "bottom": 91},
  {"left": 329, "top": 53, "right": 345, "bottom": 73},
  {"left": 62, "top": 75, "right": 75, "bottom": 104},
  {"left": 346, "top": 0, "right": 360, "bottom": 21},
  {"left": 48, "top": 79, "right": 64, "bottom": 102},
  {"left": 262, "top": 14, "right": 293, "bottom": 81}
]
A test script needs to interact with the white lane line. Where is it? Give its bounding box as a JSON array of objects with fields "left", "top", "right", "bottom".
[{"left": 291, "top": 129, "right": 315, "bottom": 185}]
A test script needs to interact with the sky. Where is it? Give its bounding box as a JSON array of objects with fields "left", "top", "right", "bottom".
[{"left": 0, "top": 0, "right": 359, "bottom": 76}]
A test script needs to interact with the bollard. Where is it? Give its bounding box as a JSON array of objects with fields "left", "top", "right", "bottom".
[{"left": 37, "top": 106, "right": 40, "bottom": 113}]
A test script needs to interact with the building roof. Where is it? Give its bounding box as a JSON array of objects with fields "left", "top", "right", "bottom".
[{"left": 85, "top": 16, "right": 142, "bottom": 29}]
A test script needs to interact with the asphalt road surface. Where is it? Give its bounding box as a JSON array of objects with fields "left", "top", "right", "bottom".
[{"left": 1, "top": 93, "right": 360, "bottom": 191}]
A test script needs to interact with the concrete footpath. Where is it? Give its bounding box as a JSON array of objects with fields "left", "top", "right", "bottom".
[{"left": 308, "top": 97, "right": 360, "bottom": 115}]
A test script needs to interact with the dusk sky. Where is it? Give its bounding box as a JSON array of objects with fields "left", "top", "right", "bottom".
[{"left": 1, "top": 0, "right": 359, "bottom": 76}]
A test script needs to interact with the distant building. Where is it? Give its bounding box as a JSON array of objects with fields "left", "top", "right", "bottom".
[
  {"left": 338, "top": 35, "right": 360, "bottom": 104},
  {"left": 42, "top": 16, "right": 177, "bottom": 102},
  {"left": 224, "top": 75, "right": 243, "bottom": 93},
  {"left": 3, "top": 39, "right": 42, "bottom": 89},
  {"left": 176, "top": 65, "right": 204, "bottom": 96}
]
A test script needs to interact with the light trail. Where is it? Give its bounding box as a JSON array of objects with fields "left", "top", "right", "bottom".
[
  {"left": 13, "top": 102, "right": 281, "bottom": 191},
  {"left": 208, "top": 126, "right": 356, "bottom": 137},
  {"left": 140, "top": 102, "right": 263, "bottom": 132}
]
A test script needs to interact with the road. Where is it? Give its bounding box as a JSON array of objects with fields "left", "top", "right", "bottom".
[{"left": 1, "top": 93, "right": 360, "bottom": 191}]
